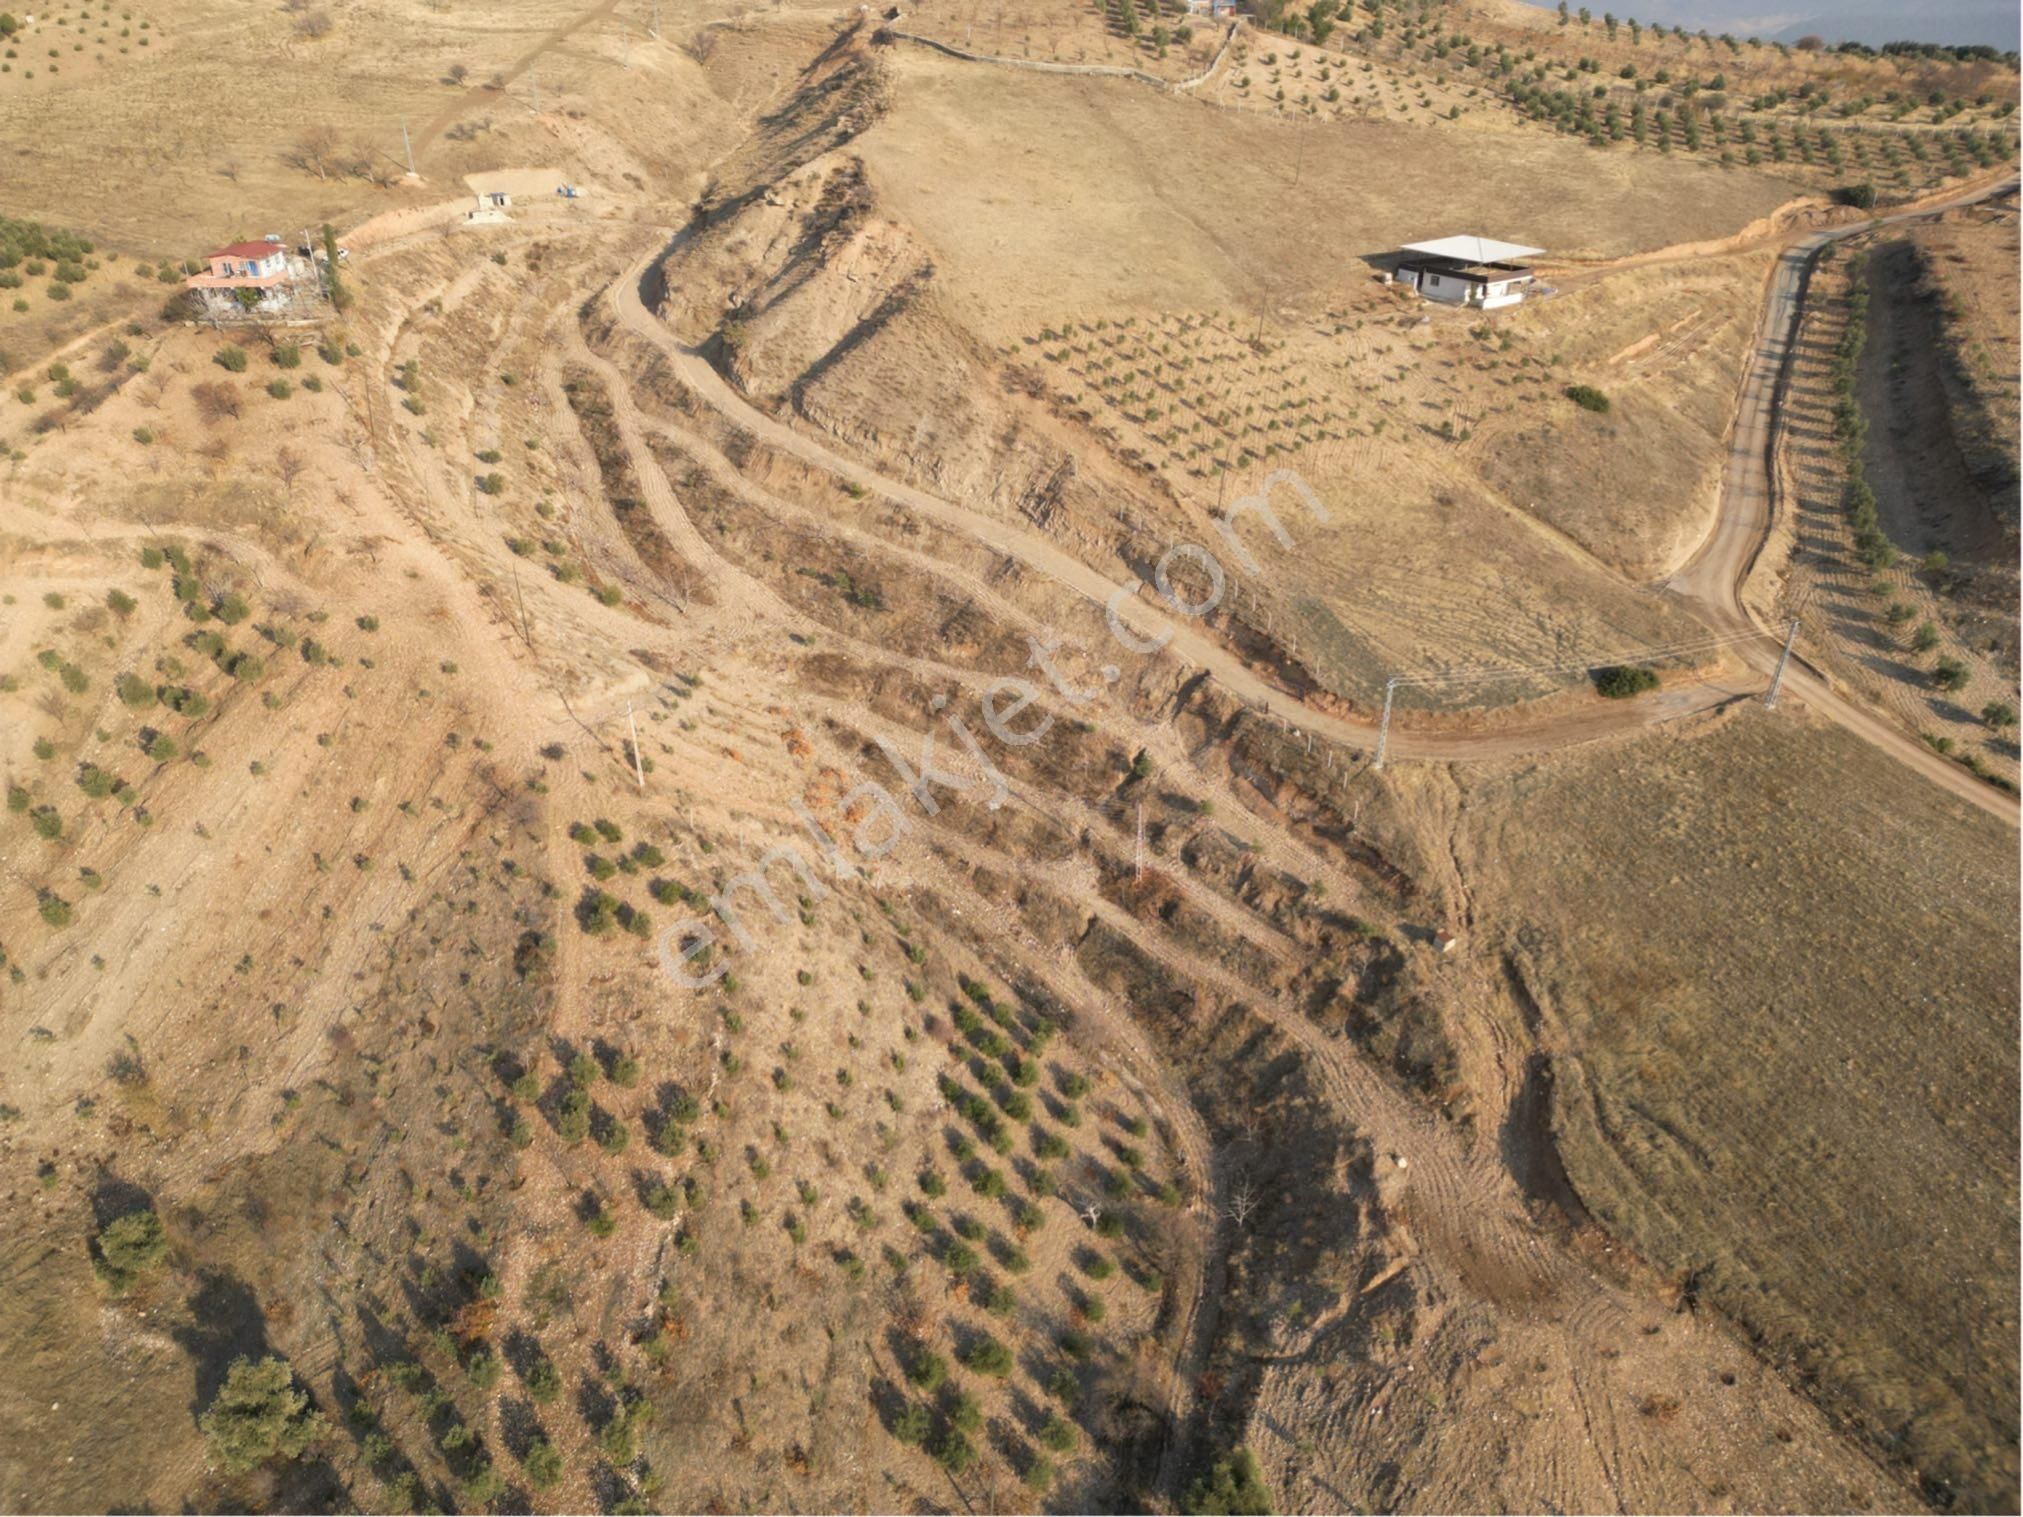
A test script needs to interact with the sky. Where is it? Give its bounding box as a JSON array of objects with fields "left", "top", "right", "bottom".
[{"left": 1514, "top": 0, "right": 2021, "bottom": 50}]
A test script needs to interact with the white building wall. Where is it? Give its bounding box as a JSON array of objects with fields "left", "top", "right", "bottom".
[{"left": 1416, "top": 270, "right": 1472, "bottom": 306}]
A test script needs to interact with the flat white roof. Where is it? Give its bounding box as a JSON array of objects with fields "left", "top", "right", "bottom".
[{"left": 1400, "top": 235, "right": 1544, "bottom": 264}]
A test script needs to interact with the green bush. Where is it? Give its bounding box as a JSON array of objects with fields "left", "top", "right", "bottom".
[
  {"left": 525, "top": 1357, "right": 563, "bottom": 1402},
  {"left": 905, "top": 1345, "right": 947, "bottom": 1392},
  {"left": 962, "top": 1335, "right": 1014, "bottom": 1377},
  {"left": 522, "top": 1437, "right": 563, "bottom": 1488},
  {"left": 465, "top": 1348, "right": 501, "bottom": 1390},
  {"left": 199, "top": 1357, "right": 329, "bottom": 1474},
  {"left": 1185, "top": 1448, "right": 1275, "bottom": 1515},
  {"left": 1023, "top": 1451, "right": 1055, "bottom": 1492},
  {"left": 215, "top": 345, "right": 249, "bottom": 372},
  {"left": 933, "top": 1427, "right": 977, "bottom": 1474},
  {"left": 93, "top": 1208, "right": 167, "bottom": 1288},
  {"left": 1933, "top": 657, "right": 1970, "bottom": 691},
  {"left": 1564, "top": 383, "right": 1611, "bottom": 413},
  {"left": 892, "top": 1402, "right": 931, "bottom": 1446},
  {"left": 1592, "top": 664, "right": 1659, "bottom": 699},
  {"left": 558, "top": 1089, "right": 592, "bottom": 1144}
]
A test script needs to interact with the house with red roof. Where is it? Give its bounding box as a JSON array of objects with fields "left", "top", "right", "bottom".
[
  {"left": 183, "top": 236, "right": 324, "bottom": 317},
  {"left": 187, "top": 239, "right": 291, "bottom": 290}
]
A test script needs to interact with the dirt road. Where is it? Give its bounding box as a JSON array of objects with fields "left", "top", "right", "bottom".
[
  {"left": 613, "top": 245, "right": 1766, "bottom": 762},
  {"left": 1668, "top": 176, "right": 2021, "bottom": 823},
  {"left": 615, "top": 201, "right": 2019, "bottom": 822}
]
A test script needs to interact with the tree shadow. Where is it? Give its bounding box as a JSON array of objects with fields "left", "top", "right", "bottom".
[{"left": 171, "top": 1269, "right": 273, "bottom": 1414}]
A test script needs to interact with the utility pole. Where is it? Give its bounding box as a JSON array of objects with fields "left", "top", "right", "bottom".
[
  {"left": 1764, "top": 618, "right": 1800, "bottom": 709},
  {"left": 1373, "top": 676, "right": 1398, "bottom": 770},
  {"left": 401, "top": 119, "right": 416, "bottom": 176}
]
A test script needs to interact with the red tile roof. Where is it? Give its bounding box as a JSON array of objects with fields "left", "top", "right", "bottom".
[{"left": 211, "top": 241, "right": 285, "bottom": 260}]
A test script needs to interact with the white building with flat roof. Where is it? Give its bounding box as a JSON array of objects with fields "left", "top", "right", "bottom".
[{"left": 1395, "top": 235, "right": 1542, "bottom": 310}]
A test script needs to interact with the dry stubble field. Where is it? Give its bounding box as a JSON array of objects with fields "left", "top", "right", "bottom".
[{"left": 1466, "top": 706, "right": 2020, "bottom": 1512}]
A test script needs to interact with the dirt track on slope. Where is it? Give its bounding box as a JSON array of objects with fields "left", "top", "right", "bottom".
[{"left": 613, "top": 183, "right": 2020, "bottom": 822}]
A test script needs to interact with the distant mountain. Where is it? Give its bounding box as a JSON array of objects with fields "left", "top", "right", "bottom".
[
  {"left": 1513, "top": 0, "right": 2018, "bottom": 51},
  {"left": 1768, "top": 1, "right": 2019, "bottom": 49}
]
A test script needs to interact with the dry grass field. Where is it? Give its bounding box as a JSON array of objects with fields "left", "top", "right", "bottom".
[
  {"left": 0, "top": 0, "right": 2016, "bottom": 1511},
  {"left": 1465, "top": 704, "right": 2020, "bottom": 1512}
]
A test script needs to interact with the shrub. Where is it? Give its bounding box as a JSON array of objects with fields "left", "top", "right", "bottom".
[
  {"left": 1185, "top": 1448, "right": 1275, "bottom": 1515},
  {"left": 933, "top": 1427, "right": 976, "bottom": 1474},
  {"left": 273, "top": 342, "right": 301, "bottom": 369},
  {"left": 1982, "top": 700, "right": 2018, "bottom": 730},
  {"left": 465, "top": 1349, "right": 501, "bottom": 1390},
  {"left": 93, "top": 1208, "right": 167, "bottom": 1288},
  {"left": 948, "top": 1391, "right": 982, "bottom": 1432},
  {"left": 892, "top": 1403, "right": 932, "bottom": 1446},
  {"left": 214, "top": 345, "right": 249, "bottom": 372},
  {"left": 522, "top": 1437, "right": 563, "bottom": 1488},
  {"left": 962, "top": 1335, "right": 1015, "bottom": 1377},
  {"left": 906, "top": 1345, "right": 947, "bottom": 1392},
  {"left": 1933, "top": 657, "right": 1970, "bottom": 691},
  {"left": 460, "top": 1462, "right": 505, "bottom": 1506},
  {"left": 199, "top": 1357, "right": 329, "bottom": 1475},
  {"left": 557, "top": 1089, "right": 592, "bottom": 1144},
  {"left": 1592, "top": 665, "right": 1659, "bottom": 699},
  {"left": 525, "top": 1357, "right": 563, "bottom": 1402},
  {"left": 1564, "top": 384, "right": 1611, "bottom": 413},
  {"left": 106, "top": 589, "right": 136, "bottom": 618},
  {"left": 1023, "top": 1452, "right": 1055, "bottom": 1492}
]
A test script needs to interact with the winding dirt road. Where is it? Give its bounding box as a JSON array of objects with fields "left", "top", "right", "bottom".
[
  {"left": 1669, "top": 175, "right": 2020, "bottom": 822},
  {"left": 614, "top": 186, "right": 2019, "bottom": 822},
  {"left": 615, "top": 247, "right": 1763, "bottom": 757}
]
